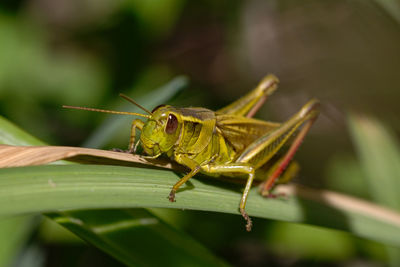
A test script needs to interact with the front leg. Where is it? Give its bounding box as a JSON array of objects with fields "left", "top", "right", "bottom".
[
  {"left": 168, "top": 165, "right": 201, "bottom": 202},
  {"left": 168, "top": 155, "right": 201, "bottom": 202},
  {"left": 169, "top": 154, "right": 219, "bottom": 202},
  {"left": 128, "top": 119, "right": 144, "bottom": 153}
]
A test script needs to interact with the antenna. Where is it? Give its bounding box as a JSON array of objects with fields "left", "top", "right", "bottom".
[
  {"left": 62, "top": 105, "right": 150, "bottom": 119},
  {"left": 119, "top": 93, "right": 152, "bottom": 115}
]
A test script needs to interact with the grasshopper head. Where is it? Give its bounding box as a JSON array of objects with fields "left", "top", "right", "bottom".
[
  {"left": 140, "top": 105, "right": 182, "bottom": 157},
  {"left": 62, "top": 94, "right": 182, "bottom": 158}
]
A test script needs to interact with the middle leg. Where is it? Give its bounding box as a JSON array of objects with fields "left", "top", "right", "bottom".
[{"left": 205, "top": 163, "right": 255, "bottom": 231}]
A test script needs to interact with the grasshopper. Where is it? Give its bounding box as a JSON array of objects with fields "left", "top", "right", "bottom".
[{"left": 64, "top": 74, "right": 320, "bottom": 231}]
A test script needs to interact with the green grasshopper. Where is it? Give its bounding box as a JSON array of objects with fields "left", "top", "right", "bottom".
[{"left": 64, "top": 74, "right": 320, "bottom": 231}]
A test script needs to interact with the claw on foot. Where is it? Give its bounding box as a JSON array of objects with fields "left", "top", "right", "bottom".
[
  {"left": 240, "top": 208, "right": 253, "bottom": 232},
  {"left": 259, "top": 183, "right": 287, "bottom": 199},
  {"left": 168, "top": 189, "right": 176, "bottom": 202}
]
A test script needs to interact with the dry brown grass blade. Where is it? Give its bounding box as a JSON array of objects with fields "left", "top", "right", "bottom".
[
  {"left": 0, "top": 144, "right": 182, "bottom": 170},
  {"left": 277, "top": 184, "right": 400, "bottom": 228}
]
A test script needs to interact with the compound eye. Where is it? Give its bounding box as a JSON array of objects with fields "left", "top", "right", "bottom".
[{"left": 165, "top": 114, "right": 178, "bottom": 134}]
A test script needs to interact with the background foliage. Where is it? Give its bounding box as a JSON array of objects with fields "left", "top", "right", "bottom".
[{"left": 1, "top": 0, "right": 400, "bottom": 266}]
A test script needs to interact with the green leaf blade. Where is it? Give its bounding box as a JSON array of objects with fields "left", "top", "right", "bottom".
[{"left": 1, "top": 164, "right": 400, "bottom": 248}]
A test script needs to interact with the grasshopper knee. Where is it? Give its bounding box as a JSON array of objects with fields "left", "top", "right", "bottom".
[
  {"left": 298, "top": 98, "right": 320, "bottom": 118},
  {"left": 258, "top": 74, "right": 279, "bottom": 95}
]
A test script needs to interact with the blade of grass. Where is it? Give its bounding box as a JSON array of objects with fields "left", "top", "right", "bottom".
[
  {"left": 0, "top": 117, "right": 44, "bottom": 147},
  {"left": 0, "top": 216, "right": 36, "bottom": 267},
  {"left": 348, "top": 114, "right": 400, "bottom": 210},
  {"left": 0, "top": 164, "right": 400, "bottom": 247},
  {"left": 46, "top": 209, "right": 227, "bottom": 267},
  {"left": 348, "top": 113, "right": 400, "bottom": 266},
  {"left": 0, "top": 145, "right": 179, "bottom": 170},
  {"left": 373, "top": 0, "right": 400, "bottom": 24},
  {"left": 0, "top": 117, "right": 45, "bottom": 267}
]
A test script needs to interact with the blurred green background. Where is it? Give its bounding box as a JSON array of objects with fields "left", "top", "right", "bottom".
[{"left": 1, "top": 0, "right": 400, "bottom": 266}]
